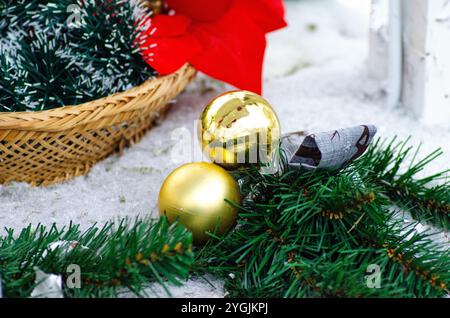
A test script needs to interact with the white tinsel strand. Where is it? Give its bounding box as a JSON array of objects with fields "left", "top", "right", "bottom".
[{"left": 30, "top": 267, "right": 64, "bottom": 298}]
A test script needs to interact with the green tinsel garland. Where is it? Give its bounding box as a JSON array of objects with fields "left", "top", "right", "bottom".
[{"left": 0, "top": 0, "right": 156, "bottom": 112}]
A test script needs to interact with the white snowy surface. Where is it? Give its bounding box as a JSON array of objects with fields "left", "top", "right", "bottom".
[
  {"left": 0, "top": 0, "right": 449, "bottom": 297},
  {"left": 119, "top": 274, "right": 225, "bottom": 298}
]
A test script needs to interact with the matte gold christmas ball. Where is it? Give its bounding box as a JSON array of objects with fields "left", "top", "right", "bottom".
[
  {"left": 199, "top": 90, "right": 281, "bottom": 170},
  {"left": 158, "top": 162, "right": 241, "bottom": 243}
]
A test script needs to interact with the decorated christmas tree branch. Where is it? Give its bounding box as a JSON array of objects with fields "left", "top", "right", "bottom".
[
  {"left": 356, "top": 138, "right": 450, "bottom": 230},
  {"left": 0, "top": 218, "right": 193, "bottom": 298}
]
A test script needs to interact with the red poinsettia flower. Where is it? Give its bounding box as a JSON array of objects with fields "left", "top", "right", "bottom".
[{"left": 137, "top": 0, "right": 287, "bottom": 94}]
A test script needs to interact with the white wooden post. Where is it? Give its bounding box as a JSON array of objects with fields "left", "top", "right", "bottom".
[
  {"left": 369, "top": 0, "right": 390, "bottom": 81},
  {"left": 387, "top": 0, "right": 402, "bottom": 109},
  {"left": 369, "top": 0, "right": 402, "bottom": 109},
  {"left": 402, "top": 0, "right": 450, "bottom": 124},
  {"left": 369, "top": 0, "right": 450, "bottom": 124}
]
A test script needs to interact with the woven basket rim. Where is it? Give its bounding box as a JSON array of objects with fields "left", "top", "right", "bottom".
[{"left": 0, "top": 64, "right": 194, "bottom": 132}]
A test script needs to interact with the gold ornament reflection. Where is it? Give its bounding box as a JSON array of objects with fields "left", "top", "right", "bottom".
[{"left": 199, "top": 90, "right": 281, "bottom": 170}]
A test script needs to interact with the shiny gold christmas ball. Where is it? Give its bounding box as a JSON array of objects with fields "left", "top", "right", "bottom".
[
  {"left": 199, "top": 90, "right": 281, "bottom": 170},
  {"left": 158, "top": 162, "right": 241, "bottom": 243}
]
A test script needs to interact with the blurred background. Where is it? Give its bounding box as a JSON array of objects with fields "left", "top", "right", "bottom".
[{"left": 265, "top": 0, "right": 371, "bottom": 78}]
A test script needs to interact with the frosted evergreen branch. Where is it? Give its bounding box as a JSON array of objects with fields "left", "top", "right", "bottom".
[{"left": 0, "top": 0, "right": 156, "bottom": 112}]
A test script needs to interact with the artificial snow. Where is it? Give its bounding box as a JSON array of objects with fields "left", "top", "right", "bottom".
[{"left": 0, "top": 0, "right": 448, "bottom": 297}]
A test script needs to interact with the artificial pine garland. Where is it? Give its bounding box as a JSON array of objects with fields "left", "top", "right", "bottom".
[
  {"left": 0, "top": 218, "right": 193, "bottom": 297},
  {"left": 196, "top": 138, "right": 449, "bottom": 298},
  {"left": 356, "top": 138, "right": 449, "bottom": 230},
  {"left": 0, "top": 138, "right": 448, "bottom": 297},
  {"left": 0, "top": 0, "right": 156, "bottom": 112}
]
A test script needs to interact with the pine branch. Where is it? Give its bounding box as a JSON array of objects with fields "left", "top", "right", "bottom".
[
  {"left": 356, "top": 138, "right": 450, "bottom": 230},
  {"left": 0, "top": 218, "right": 193, "bottom": 298},
  {"left": 1, "top": 139, "right": 448, "bottom": 298},
  {"left": 195, "top": 146, "right": 450, "bottom": 298},
  {"left": 285, "top": 251, "right": 408, "bottom": 298}
]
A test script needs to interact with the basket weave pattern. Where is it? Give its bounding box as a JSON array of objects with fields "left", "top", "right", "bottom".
[{"left": 0, "top": 64, "right": 196, "bottom": 186}]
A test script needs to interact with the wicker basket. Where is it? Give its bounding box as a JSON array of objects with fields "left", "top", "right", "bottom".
[{"left": 0, "top": 64, "right": 196, "bottom": 186}]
